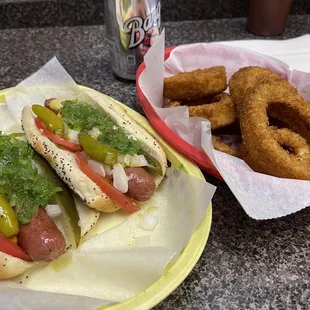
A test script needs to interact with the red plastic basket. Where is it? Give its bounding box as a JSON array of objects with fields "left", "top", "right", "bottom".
[{"left": 136, "top": 46, "right": 223, "bottom": 180}]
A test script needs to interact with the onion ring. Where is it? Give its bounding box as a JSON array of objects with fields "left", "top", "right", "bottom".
[
  {"left": 240, "top": 127, "right": 310, "bottom": 174},
  {"left": 165, "top": 93, "right": 237, "bottom": 130},
  {"left": 188, "top": 93, "right": 236, "bottom": 129},
  {"left": 229, "top": 66, "right": 282, "bottom": 115},
  {"left": 267, "top": 103, "right": 310, "bottom": 144},
  {"left": 164, "top": 66, "right": 227, "bottom": 100},
  {"left": 165, "top": 101, "right": 182, "bottom": 108},
  {"left": 239, "top": 78, "right": 310, "bottom": 180},
  {"left": 212, "top": 135, "right": 242, "bottom": 158}
]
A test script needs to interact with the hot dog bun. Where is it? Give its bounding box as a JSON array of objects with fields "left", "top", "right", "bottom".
[
  {"left": 22, "top": 106, "right": 120, "bottom": 213},
  {"left": 0, "top": 251, "right": 34, "bottom": 280},
  {"left": 21, "top": 92, "right": 167, "bottom": 213},
  {"left": 78, "top": 91, "right": 167, "bottom": 184}
]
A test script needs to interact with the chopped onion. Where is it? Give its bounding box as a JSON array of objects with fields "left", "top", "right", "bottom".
[
  {"left": 104, "top": 164, "right": 113, "bottom": 176},
  {"left": 130, "top": 154, "right": 148, "bottom": 167},
  {"left": 117, "top": 154, "right": 125, "bottom": 164},
  {"left": 89, "top": 127, "right": 101, "bottom": 139},
  {"left": 113, "top": 163, "right": 128, "bottom": 193},
  {"left": 45, "top": 204, "right": 62, "bottom": 217},
  {"left": 138, "top": 214, "right": 159, "bottom": 231},
  {"left": 67, "top": 129, "right": 80, "bottom": 143},
  {"left": 124, "top": 154, "right": 131, "bottom": 166},
  {"left": 88, "top": 159, "right": 105, "bottom": 177},
  {"left": 128, "top": 134, "right": 137, "bottom": 141}
]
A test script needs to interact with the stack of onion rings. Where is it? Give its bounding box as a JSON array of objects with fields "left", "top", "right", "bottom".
[
  {"left": 164, "top": 66, "right": 240, "bottom": 156},
  {"left": 163, "top": 65, "right": 310, "bottom": 180}
]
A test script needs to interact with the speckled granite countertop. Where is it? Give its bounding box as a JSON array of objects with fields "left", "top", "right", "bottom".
[{"left": 1, "top": 15, "right": 310, "bottom": 309}]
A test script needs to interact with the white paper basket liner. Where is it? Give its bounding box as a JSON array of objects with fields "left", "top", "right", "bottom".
[{"left": 139, "top": 31, "right": 310, "bottom": 220}]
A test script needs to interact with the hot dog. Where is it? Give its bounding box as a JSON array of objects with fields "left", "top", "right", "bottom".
[
  {"left": 0, "top": 133, "right": 82, "bottom": 279},
  {"left": 18, "top": 208, "right": 66, "bottom": 261},
  {"left": 21, "top": 91, "right": 167, "bottom": 214},
  {"left": 125, "top": 167, "right": 156, "bottom": 201}
]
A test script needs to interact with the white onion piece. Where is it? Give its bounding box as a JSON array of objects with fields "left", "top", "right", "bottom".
[
  {"left": 138, "top": 214, "right": 159, "bottom": 231},
  {"left": 89, "top": 127, "right": 101, "bottom": 139},
  {"left": 128, "top": 134, "right": 138, "bottom": 141},
  {"left": 45, "top": 204, "right": 62, "bottom": 217},
  {"left": 117, "top": 154, "right": 125, "bottom": 164},
  {"left": 130, "top": 154, "right": 148, "bottom": 167},
  {"left": 103, "top": 164, "right": 113, "bottom": 176},
  {"left": 124, "top": 154, "right": 131, "bottom": 166},
  {"left": 88, "top": 159, "right": 106, "bottom": 177},
  {"left": 67, "top": 129, "right": 80, "bottom": 143},
  {"left": 113, "top": 163, "right": 128, "bottom": 193}
]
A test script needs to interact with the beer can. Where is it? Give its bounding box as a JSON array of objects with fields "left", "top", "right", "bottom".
[{"left": 104, "top": 0, "right": 161, "bottom": 81}]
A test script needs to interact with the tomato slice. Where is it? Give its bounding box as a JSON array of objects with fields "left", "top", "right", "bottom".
[
  {"left": 75, "top": 153, "right": 140, "bottom": 213},
  {"left": 0, "top": 234, "right": 32, "bottom": 262},
  {"left": 35, "top": 118, "right": 83, "bottom": 152}
]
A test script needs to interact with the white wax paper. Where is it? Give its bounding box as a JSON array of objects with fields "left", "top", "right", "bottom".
[
  {"left": 0, "top": 58, "right": 215, "bottom": 309},
  {"left": 139, "top": 32, "right": 310, "bottom": 220},
  {"left": 216, "top": 34, "right": 310, "bottom": 73}
]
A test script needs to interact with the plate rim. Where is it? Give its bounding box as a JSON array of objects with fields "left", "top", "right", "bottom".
[{"left": 0, "top": 86, "right": 212, "bottom": 310}]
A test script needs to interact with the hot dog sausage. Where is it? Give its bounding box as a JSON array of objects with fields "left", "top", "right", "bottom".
[
  {"left": 125, "top": 167, "right": 156, "bottom": 202},
  {"left": 18, "top": 208, "right": 65, "bottom": 261}
]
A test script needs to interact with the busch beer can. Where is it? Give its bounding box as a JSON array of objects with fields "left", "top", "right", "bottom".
[{"left": 105, "top": 0, "right": 161, "bottom": 81}]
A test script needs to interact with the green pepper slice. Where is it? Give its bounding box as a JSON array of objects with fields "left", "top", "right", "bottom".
[
  {"left": 33, "top": 153, "right": 81, "bottom": 247},
  {"left": 139, "top": 149, "right": 164, "bottom": 176},
  {"left": 78, "top": 132, "right": 118, "bottom": 165},
  {"left": 0, "top": 194, "right": 19, "bottom": 238},
  {"left": 32, "top": 104, "right": 64, "bottom": 136}
]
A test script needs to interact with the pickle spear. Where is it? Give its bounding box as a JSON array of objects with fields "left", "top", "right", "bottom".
[
  {"left": 33, "top": 153, "right": 81, "bottom": 247},
  {"left": 78, "top": 133, "right": 118, "bottom": 165},
  {"left": 32, "top": 105, "right": 64, "bottom": 136},
  {"left": 139, "top": 149, "right": 165, "bottom": 176},
  {"left": 0, "top": 194, "right": 19, "bottom": 238}
]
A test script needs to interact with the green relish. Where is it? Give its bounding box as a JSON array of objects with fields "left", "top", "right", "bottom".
[
  {"left": 60, "top": 100, "right": 140, "bottom": 155},
  {"left": 0, "top": 133, "right": 61, "bottom": 224}
]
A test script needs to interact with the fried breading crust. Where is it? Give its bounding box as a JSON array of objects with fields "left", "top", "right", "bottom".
[
  {"left": 268, "top": 104, "right": 310, "bottom": 144},
  {"left": 212, "top": 135, "right": 242, "bottom": 158},
  {"left": 164, "top": 66, "right": 227, "bottom": 100},
  {"left": 229, "top": 66, "right": 282, "bottom": 114},
  {"left": 239, "top": 78, "right": 310, "bottom": 180},
  {"left": 165, "top": 93, "right": 237, "bottom": 130},
  {"left": 188, "top": 93, "right": 236, "bottom": 129},
  {"left": 165, "top": 100, "right": 181, "bottom": 108}
]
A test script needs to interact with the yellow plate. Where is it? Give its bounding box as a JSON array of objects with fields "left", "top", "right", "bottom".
[{"left": 0, "top": 86, "right": 212, "bottom": 310}]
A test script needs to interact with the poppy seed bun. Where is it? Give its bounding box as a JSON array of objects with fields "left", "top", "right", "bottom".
[
  {"left": 22, "top": 106, "right": 120, "bottom": 213},
  {"left": 21, "top": 93, "right": 166, "bottom": 212},
  {"left": 77, "top": 91, "right": 167, "bottom": 182},
  {"left": 0, "top": 251, "right": 34, "bottom": 280}
]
